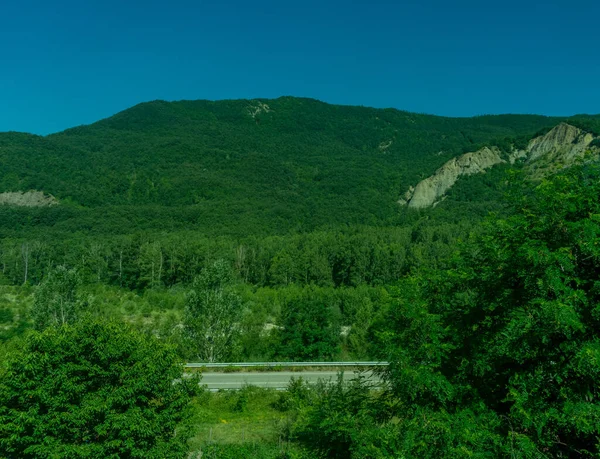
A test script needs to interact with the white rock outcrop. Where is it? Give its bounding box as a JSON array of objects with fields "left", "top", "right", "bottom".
[
  {"left": 400, "top": 123, "right": 599, "bottom": 208},
  {"left": 247, "top": 101, "right": 272, "bottom": 120},
  {"left": 525, "top": 122, "right": 596, "bottom": 165},
  {"left": 0, "top": 191, "right": 59, "bottom": 207},
  {"left": 401, "top": 147, "right": 504, "bottom": 209}
]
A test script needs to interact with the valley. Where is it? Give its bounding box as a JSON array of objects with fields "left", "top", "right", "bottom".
[{"left": 1, "top": 98, "right": 600, "bottom": 458}]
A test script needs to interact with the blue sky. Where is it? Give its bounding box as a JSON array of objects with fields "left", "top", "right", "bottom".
[{"left": 1, "top": 0, "right": 599, "bottom": 134}]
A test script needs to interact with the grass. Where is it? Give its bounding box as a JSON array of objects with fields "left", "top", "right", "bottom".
[
  {"left": 187, "top": 386, "right": 288, "bottom": 446},
  {"left": 185, "top": 385, "right": 309, "bottom": 457}
]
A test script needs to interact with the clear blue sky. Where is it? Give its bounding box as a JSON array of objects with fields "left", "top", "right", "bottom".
[{"left": 1, "top": 0, "right": 599, "bottom": 135}]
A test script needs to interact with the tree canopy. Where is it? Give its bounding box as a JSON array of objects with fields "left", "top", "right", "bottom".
[
  {"left": 0, "top": 320, "right": 199, "bottom": 458},
  {"left": 381, "top": 164, "right": 600, "bottom": 457}
]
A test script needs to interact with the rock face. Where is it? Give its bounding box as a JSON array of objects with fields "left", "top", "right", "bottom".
[
  {"left": 527, "top": 123, "right": 595, "bottom": 163},
  {"left": 523, "top": 123, "right": 598, "bottom": 178},
  {"left": 400, "top": 123, "right": 599, "bottom": 209},
  {"left": 247, "top": 101, "right": 272, "bottom": 120},
  {"left": 401, "top": 147, "right": 504, "bottom": 209},
  {"left": 0, "top": 191, "right": 59, "bottom": 207}
]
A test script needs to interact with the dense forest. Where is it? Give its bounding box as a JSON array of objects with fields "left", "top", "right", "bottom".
[
  {"left": 0, "top": 97, "right": 567, "bottom": 235},
  {"left": 1, "top": 98, "right": 600, "bottom": 457}
]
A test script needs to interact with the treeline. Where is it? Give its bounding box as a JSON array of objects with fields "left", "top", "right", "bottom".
[
  {"left": 0, "top": 222, "right": 473, "bottom": 290},
  {"left": 0, "top": 220, "right": 469, "bottom": 362}
]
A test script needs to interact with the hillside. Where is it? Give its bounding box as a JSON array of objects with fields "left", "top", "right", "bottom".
[
  {"left": 400, "top": 122, "right": 600, "bottom": 208},
  {"left": 0, "top": 97, "right": 598, "bottom": 293},
  {"left": 2, "top": 101, "right": 600, "bottom": 459},
  {"left": 0, "top": 97, "right": 574, "bottom": 236}
]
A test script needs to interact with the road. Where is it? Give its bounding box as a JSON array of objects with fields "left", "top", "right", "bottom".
[{"left": 198, "top": 370, "right": 382, "bottom": 390}]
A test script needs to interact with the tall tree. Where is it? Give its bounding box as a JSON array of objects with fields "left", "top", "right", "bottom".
[
  {"left": 31, "top": 265, "right": 82, "bottom": 330},
  {"left": 277, "top": 286, "right": 341, "bottom": 361},
  {"left": 384, "top": 164, "right": 600, "bottom": 457},
  {"left": 183, "top": 259, "right": 242, "bottom": 362}
]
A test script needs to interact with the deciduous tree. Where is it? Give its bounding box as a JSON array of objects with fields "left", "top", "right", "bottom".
[
  {"left": 0, "top": 320, "right": 199, "bottom": 458},
  {"left": 183, "top": 259, "right": 242, "bottom": 362}
]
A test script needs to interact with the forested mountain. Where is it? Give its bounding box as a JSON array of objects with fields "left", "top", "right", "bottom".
[
  {"left": 0, "top": 99, "right": 598, "bottom": 340},
  {"left": 0, "top": 97, "right": 597, "bottom": 299},
  {"left": 2, "top": 98, "right": 600, "bottom": 457},
  {"left": 0, "top": 97, "right": 580, "bottom": 236},
  {"left": 0, "top": 98, "right": 598, "bottom": 290}
]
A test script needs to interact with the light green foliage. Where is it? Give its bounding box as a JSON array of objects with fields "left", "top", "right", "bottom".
[
  {"left": 186, "top": 385, "right": 306, "bottom": 456},
  {"left": 184, "top": 260, "right": 243, "bottom": 362},
  {"left": 0, "top": 320, "right": 199, "bottom": 458},
  {"left": 197, "top": 443, "right": 308, "bottom": 458},
  {"left": 31, "top": 265, "right": 82, "bottom": 330},
  {"left": 0, "top": 285, "right": 32, "bottom": 343}
]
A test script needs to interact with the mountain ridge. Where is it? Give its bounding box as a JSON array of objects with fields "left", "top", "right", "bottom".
[{"left": 0, "top": 97, "right": 598, "bottom": 236}]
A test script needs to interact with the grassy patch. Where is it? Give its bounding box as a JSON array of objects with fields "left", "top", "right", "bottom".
[
  {"left": 185, "top": 385, "right": 307, "bottom": 457},
  {"left": 188, "top": 386, "right": 286, "bottom": 445}
]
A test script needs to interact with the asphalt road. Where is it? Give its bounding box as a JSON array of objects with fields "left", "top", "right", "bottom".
[{"left": 199, "top": 370, "right": 381, "bottom": 390}]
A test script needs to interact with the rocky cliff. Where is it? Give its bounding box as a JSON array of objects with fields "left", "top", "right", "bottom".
[
  {"left": 400, "top": 123, "right": 599, "bottom": 209},
  {"left": 524, "top": 123, "right": 598, "bottom": 177},
  {"left": 0, "top": 191, "right": 59, "bottom": 207},
  {"left": 399, "top": 147, "right": 504, "bottom": 208}
]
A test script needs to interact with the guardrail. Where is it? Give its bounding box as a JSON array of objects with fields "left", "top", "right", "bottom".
[{"left": 185, "top": 361, "right": 389, "bottom": 368}]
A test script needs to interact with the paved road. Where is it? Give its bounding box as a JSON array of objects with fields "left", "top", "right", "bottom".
[{"left": 199, "top": 370, "right": 381, "bottom": 390}]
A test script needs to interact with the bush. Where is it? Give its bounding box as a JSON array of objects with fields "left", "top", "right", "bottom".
[
  {"left": 0, "top": 319, "right": 200, "bottom": 458},
  {"left": 289, "top": 374, "right": 387, "bottom": 458}
]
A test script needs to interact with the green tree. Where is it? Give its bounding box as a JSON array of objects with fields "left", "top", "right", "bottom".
[
  {"left": 0, "top": 320, "right": 199, "bottom": 458},
  {"left": 31, "top": 265, "right": 82, "bottom": 330},
  {"left": 384, "top": 165, "right": 600, "bottom": 457},
  {"left": 290, "top": 375, "right": 385, "bottom": 458},
  {"left": 183, "top": 260, "right": 242, "bottom": 362},
  {"left": 277, "top": 286, "right": 341, "bottom": 361}
]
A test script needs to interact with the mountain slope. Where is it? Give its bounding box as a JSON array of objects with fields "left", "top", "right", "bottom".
[
  {"left": 399, "top": 122, "right": 600, "bottom": 208},
  {"left": 0, "top": 97, "right": 596, "bottom": 235}
]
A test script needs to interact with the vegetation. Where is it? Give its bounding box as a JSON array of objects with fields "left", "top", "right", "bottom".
[
  {"left": 183, "top": 260, "right": 243, "bottom": 362},
  {"left": 0, "top": 97, "right": 564, "bottom": 238},
  {"left": 1, "top": 98, "right": 599, "bottom": 456},
  {"left": 0, "top": 320, "right": 199, "bottom": 458},
  {"left": 284, "top": 164, "right": 600, "bottom": 458},
  {"left": 31, "top": 266, "right": 82, "bottom": 330}
]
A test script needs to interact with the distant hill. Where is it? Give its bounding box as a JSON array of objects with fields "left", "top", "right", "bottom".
[{"left": 0, "top": 97, "right": 598, "bottom": 236}]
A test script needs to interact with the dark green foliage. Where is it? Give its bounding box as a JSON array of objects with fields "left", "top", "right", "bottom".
[
  {"left": 285, "top": 374, "right": 402, "bottom": 459},
  {"left": 276, "top": 286, "right": 342, "bottom": 361},
  {"left": 0, "top": 222, "right": 469, "bottom": 292},
  {"left": 290, "top": 375, "right": 374, "bottom": 458},
  {"left": 0, "top": 320, "right": 199, "bottom": 458},
  {"left": 231, "top": 386, "right": 251, "bottom": 413},
  {"left": 273, "top": 377, "right": 314, "bottom": 413},
  {"left": 567, "top": 115, "right": 600, "bottom": 136},
  {"left": 444, "top": 162, "right": 516, "bottom": 205},
  {"left": 382, "top": 164, "right": 600, "bottom": 456},
  {"left": 0, "top": 97, "right": 565, "bottom": 237}
]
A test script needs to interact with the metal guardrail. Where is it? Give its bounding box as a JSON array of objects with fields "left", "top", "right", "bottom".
[{"left": 185, "top": 361, "right": 389, "bottom": 368}]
